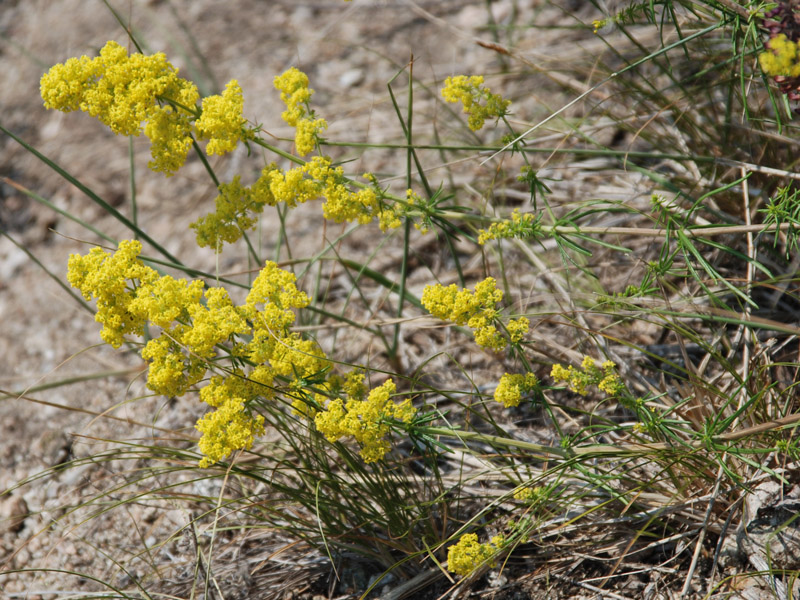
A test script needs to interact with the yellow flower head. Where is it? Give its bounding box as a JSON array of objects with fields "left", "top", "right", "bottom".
[
  {"left": 140, "top": 333, "right": 207, "bottom": 397},
  {"left": 441, "top": 75, "right": 510, "bottom": 131},
  {"left": 447, "top": 533, "right": 503, "bottom": 577},
  {"left": 41, "top": 40, "right": 201, "bottom": 175},
  {"left": 294, "top": 116, "right": 328, "bottom": 156},
  {"left": 194, "top": 372, "right": 268, "bottom": 467},
  {"left": 551, "top": 357, "right": 623, "bottom": 397},
  {"left": 196, "top": 396, "right": 265, "bottom": 468},
  {"left": 183, "top": 287, "right": 251, "bottom": 358},
  {"left": 314, "top": 379, "right": 415, "bottom": 463},
  {"left": 422, "top": 277, "right": 513, "bottom": 350},
  {"left": 195, "top": 79, "right": 248, "bottom": 155},
  {"left": 66, "top": 240, "right": 159, "bottom": 348},
  {"left": 493, "top": 372, "right": 539, "bottom": 408},
  {"left": 274, "top": 67, "right": 312, "bottom": 127},
  {"left": 760, "top": 34, "right": 800, "bottom": 79}
]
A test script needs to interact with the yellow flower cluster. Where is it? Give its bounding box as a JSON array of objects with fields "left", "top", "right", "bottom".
[
  {"left": 195, "top": 372, "right": 268, "bottom": 467},
  {"left": 591, "top": 19, "right": 607, "bottom": 33},
  {"left": 191, "top": 171, "right": 278, "bottom": 251},
  {"left": 273, "top": 67, "right": 328, "bottom": 156},
  {"left": 440, "top": 75, "right": 510, "bottom": 131},
  {"left": 195, "top": 79, "right": 248, "bottom": 155},
  {"left": 478, "top": 209, "right": 541, "bottom": 245},
  {"left": 192, "top": 158, "right": 400, "bottom": 251},
  {"left": 506, "top": 316, "right": 530, "bottom": 343},
  {"left": 493, "top": 372, "right": 539, "bottom": 408},
  {"left": 447, "top": 533, "right": 505, "bottom": 577},
  {"left": 551, "top": 356, "right": 623, "bottom": 397},
  {"left": 67, "top": 240, "right": 332, "bottom": 466},
  {"left": 513, "top": 486, "right": 543, "bottom": 503},
  {"left": 67, "top": 239, "right": 159, "bottom": 348},
  {"left": 759, "top": 34, "right": 800, "bottom": 78},
  {"left": 422, "top": 277, "right": 528, "bottom": 351},
  {"left": 41, "top": 41, "right": 248, "bottom": 175},
  {"left": 314, "top": 378, "right": 416, "bottom": 463}
]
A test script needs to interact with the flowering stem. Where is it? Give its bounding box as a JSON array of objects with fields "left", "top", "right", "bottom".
[
  {"left": 249, "top": 137, "right": 307, "bottom": 166},
  {"left": 417, "top": 209, "right": 795, "bottom": 238},
  {"left": 192, "top": 138, "right": 219, "bottom": 188}
]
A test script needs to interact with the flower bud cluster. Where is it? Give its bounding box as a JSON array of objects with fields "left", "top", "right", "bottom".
[
  {"left": 422, "top": 277, "right": 528, "bottom": 351},
  {"left": 478, "top": 209, "right": 541, "bottom": 245},
  {"left": 446, "top": 533, "right": 505, "bottom": 577},
  {"left": 440, "top": 75, "right": 510, "bottom": 131},
  {"left": 551, "top": 356, "right": 623, "bottom": 397}
]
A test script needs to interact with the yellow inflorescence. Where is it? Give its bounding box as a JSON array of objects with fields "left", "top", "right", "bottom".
[
  {"left": 273, "top": 67, "right": 328, "bottom": 156},
  {"left": 273, "top": 67, "right": 311, "bottom": 126},
  {"left": 40, "top": 41, "right": 249, "bottom": 176},
  {"left": 447, "top": 533, "right": 505, "bottom": 577},
  {"left": 67, "top": 241, "right": 343, "bottom": 466},
  {"left": 190, "top": 172, "right": 279, "bottom": 251},
  {"left": 195, "top": 79, "right": 249, "bottom": 155},
  {"left": 513, "top": 486, "right": 542, "bottom": 503},
  {"left": 478, "top": 209, "right": 540, "bottom": 245},
  {"left": 441, "top": 75, "right": 510, "bottom": 131},
  {"left": 43, "top": 49, "right": 402, "bottom": 246},
  {"left": 760, "top": 34, "right": 800, "bottom": 78},
  {"left": 506, "top": 316, "right": 529, "bottom": 344},
  {"left": 493, "top": 372, "right": 539, "bottom": 408},
  {"left": 66, "top": 239, "right": 159, "bottom": 348},
  {"left": 195, "top": 373, "right": 266, "bottom": 468},
  {"left": 551, "top": 356, "right": 623, "bottom": 397},
  {"left": 314, "top": 378, "right": 416, "bottom": 463},
  {"left": 422, "top": 277, "right": 524, "bottom": 351},
  {"left": 192, "top": 158, "right": 400, "bottom": 251}
]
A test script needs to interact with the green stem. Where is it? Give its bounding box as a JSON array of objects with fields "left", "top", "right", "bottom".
[{"left": 0, "top": 122, "right": 183, "bottom": 267}]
